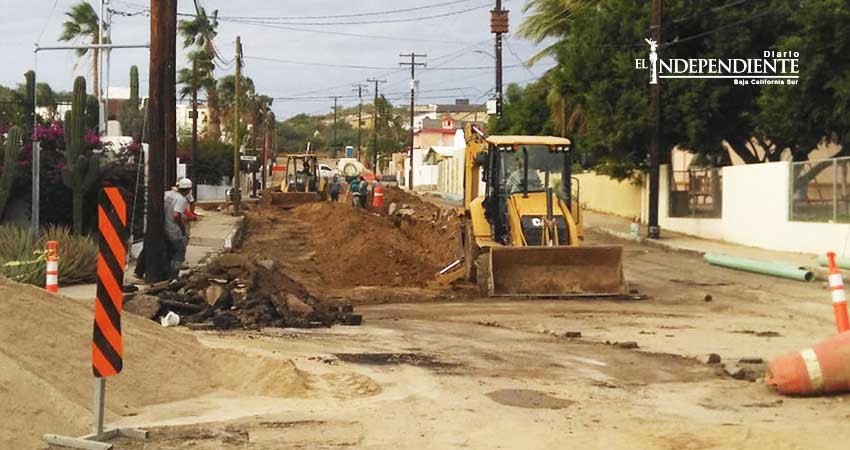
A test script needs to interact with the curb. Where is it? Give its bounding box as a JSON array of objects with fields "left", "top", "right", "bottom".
[
  {"left": 592, "top": 226, "right": 837, "bottom": 282},
  {"left": 592, "top": 226, "right": 705, "bottom": 257},
  {"left": 223, "top": 217, "right": 246, "bottom": 252}
]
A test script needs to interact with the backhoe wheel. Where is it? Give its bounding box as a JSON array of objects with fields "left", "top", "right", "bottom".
[
  {"left": 462, "top": 222, "right": 479, "bottom": 282},
  {"left": 475, "top": 253, "right": 492, "bottom": 297}
]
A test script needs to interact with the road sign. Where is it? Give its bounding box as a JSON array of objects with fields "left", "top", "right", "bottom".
[{"left": 240, "top": 155, "right": 258, "bottom": 162}]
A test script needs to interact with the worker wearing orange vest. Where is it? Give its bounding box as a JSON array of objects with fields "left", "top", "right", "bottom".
[{"left": 373, "top": 176, "right": 385, "bottom": 209}]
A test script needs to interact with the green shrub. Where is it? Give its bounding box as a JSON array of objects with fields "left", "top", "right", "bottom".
[{"left": 0, "top": 225, "right": 97, "bottom": 286}]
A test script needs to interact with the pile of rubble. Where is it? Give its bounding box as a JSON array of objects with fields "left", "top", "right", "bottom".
[{"left": 124, "top": 253, "right": 360, "bottom": 330}]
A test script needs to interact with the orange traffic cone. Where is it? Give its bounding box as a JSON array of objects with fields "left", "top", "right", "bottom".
[
  {"left": 826, "top": 252, "right": 850, "bottom": 333},
  {"left": 45, "top": 240, "right": 59, "bottom": 294},
  {"left": 767, "top": 331, "right": 850, "bottom": 395}
]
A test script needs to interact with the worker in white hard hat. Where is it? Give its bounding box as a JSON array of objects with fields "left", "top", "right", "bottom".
[
  {"left": 134, "top": 178, "right": 197, "bottom": 281},
  {"left": 163, "top": 178, "right": 194, "bottom": 277}
]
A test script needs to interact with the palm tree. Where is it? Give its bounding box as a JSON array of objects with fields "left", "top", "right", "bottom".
[
  {"left": 520, "top": 0, "right": 598, "bottom": 140},
  {"left": 519, "top": 0, "right": 602, "bottom": 64},
  {"left": 60, "top": 1, "right": 103, "bottom": 99},
  {"left": 179, "top": 7, "right": 222, "bottom": 138}
]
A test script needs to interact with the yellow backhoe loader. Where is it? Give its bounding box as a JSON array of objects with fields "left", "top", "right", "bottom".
[
  {"left": 271, "top": 153, "right": 326, "bottom": 209},
  {"left": 460, "top": 125, "right": 626, "bottom": 297}
]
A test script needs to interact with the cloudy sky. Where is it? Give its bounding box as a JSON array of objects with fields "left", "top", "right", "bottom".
[{"left": 0, "top": 0, "right": 554, "bottom": 119}]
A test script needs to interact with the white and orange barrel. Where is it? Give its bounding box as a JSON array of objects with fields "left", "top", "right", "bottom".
[
  {"left": 45, "top": 240, "right": 59, "bottom": 293},
  {"left": 826, "top": 252, "right": 850, "bottom": 333},
  {"left": 767, "top": 331, "right": 850, "bottom": 396}
]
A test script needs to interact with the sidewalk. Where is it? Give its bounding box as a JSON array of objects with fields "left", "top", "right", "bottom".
[
  {"left": 61, "top": 209, "right": 242, "bottom": 300},
  {"left": 583, "top": 210, "right": 821, "bottom": 269}
]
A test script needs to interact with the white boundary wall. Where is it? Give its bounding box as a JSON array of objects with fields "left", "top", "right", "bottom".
[{"left": 649, "top": 161, "right": 850, "bottom": 255}]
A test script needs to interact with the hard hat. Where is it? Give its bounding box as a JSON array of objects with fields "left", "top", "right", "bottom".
[{"left": 177, "top": 178, "right": 193, "bottom": 189}]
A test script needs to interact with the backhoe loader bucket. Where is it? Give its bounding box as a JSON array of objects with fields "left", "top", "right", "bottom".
[
  {"left": 271, "top": 192, "right": 322, "bottom": 209},
  {"left": 483, "top": 246, "right": 626, "bottom": 297}
]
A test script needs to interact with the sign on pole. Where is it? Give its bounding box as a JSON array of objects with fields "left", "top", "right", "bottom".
[{"left": 92, "top": 187, "right": 128, "bottom": 378}]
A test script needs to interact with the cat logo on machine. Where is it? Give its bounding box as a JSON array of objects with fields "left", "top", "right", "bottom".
[{"left": 531, "top": 218, "right": 544, "bottom": 228}]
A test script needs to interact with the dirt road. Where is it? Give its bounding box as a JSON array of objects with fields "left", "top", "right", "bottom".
[{"left": 92, "top": 203, "right": 850, "bottom": 450}]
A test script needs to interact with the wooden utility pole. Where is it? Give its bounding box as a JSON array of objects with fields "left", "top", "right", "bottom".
[
  {"left": 144, "top": 0, "right": 175, "bottom": 283},
  {"left": 232, "top": 36, "right": 243, "bottom": 215},
  {"left": 648, "top": 0, "right": 662, "bottom": 239},
  {"left": 491, "top": 0, "right": 509, "bottom": 116},
  {"left": 353, "top": 83, "right": 368, "bottom": 161},
  {"left": 366, "top": 78, "right": 386, "bottom": 172},
  {"left": 190, "top": 58, "right": 198, "bottom": 199},
  {"left": 164, "top": 0, "right": 177, "bottom": 187},
  {"left": 332, "top": 96, "right": 339, "bottom": 158},
  {"left": 400, "top": 53, "right": 426, "bottom": 189}
]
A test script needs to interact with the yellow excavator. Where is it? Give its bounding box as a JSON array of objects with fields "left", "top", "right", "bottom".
[{"left": 460, "top": 125, "right": 626, "bottom": 297}]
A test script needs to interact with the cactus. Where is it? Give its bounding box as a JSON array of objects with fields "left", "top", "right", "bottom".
[
  {"left": 62, "top": 77, "right": 101, "bottom": 234},
  {"left": 85, "top": 95, "right": 100, "bottom": 132},
  {"left": 24, "top": 71, "right": 35, "bottom": 131},
  {"left": 0, "top": 127, "right": 22, "bottom": 219},
  {"left": 129, "top": 66, "right": 140, "bottom": 110}
]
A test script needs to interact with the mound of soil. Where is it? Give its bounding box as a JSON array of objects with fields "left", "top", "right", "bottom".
[
  {"left": 289, "top": 202, "right": 447, "bottom": 288},
  {"left": 0, "top": 278, "right": 310, "bottom": 450}
]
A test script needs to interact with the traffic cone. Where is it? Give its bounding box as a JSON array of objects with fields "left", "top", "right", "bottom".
[
  {"left": 767, "top": 331, "right": 850, "bottom": 396},
  {"left": 45, "top": 240, "right": 59, "bottom": 294},
  {"left": 826, "top": 252, "right": 850, "bottom": 333}
]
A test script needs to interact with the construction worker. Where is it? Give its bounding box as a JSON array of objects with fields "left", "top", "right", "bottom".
[
  {"left": 358, "top": 176, "right": 369, "bottom": 208},
  {"left": 164, "top": 178, "right": 194, "bottom": 277},
  {"left": 373, "top": 176, "right": 385, "bottom": 209},
  {"left": 350, "top": 176, "right": 361, "bottom": 207},
  {"left": 328, "top": 175, "right": 342, "bottom": 202}
]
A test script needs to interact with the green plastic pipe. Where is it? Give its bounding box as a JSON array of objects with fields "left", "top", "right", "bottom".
[
  {"left": 817, "top": 254, "right": 850, "bottom": 270},
  {"left": 704, "top": 253, "right": 814, "bottom": 282}
]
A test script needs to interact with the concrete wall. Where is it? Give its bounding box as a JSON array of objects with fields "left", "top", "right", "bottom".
[
  {"left": 653, "top": 162, "right": 850, "bottom": 255},
  {"left": 574, "top": 172, "right": 644, "bottom": 219}
]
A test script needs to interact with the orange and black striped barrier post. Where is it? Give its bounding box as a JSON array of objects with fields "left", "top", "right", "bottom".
[
  {"left": 45, "top": 240, "right": 59, "bottom": 293},
  {"left": 43, "top": 188, "right": 148, "bottom": 449}
]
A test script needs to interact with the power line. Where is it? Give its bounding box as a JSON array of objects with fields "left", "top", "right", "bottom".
[
  {"left": 214, "top": 0, "right": 478, "bottom": 21},
  {"left": 227, "top": 3, "right": 490, "bottom": 26}
]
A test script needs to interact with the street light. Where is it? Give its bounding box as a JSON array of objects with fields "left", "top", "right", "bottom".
[{"left": 474, "top": 49, "right": 495, "bottom": 59}]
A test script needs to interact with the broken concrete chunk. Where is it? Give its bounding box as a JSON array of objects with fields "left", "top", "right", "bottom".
[
  {"left": 204, "top": 284, "right": 229, "bottom": 306},
  {"left": 739, "top": 357, "right": 764, "bottom": 364},
  {"left": 257, "top": 259, "right": 276, "bottom": 271},
  {"left": 286, "top": 294, "right": 315, "bottom": 318},
  {"left": 231, "top": 287, "right": 248, "bottom": 305},
  {"left": 614, "top": 341, "right": 640, "bottom": 350},
  {"left": 388, "top": 202, "right": 399, "bottom": 216},
  {"left": 123, "top": 294, "right": 162, "bottom": 320}
]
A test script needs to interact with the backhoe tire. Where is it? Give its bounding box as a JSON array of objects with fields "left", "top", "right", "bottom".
[{"left": 475, "top": 253, "right": 491, "bottom": 297}]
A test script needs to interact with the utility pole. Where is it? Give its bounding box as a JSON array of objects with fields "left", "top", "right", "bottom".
[
  {"left": 491, "top": 0, "right": 508, "bottom": 116},
  {"left": 648, "top": 0, "right": 662, "bottom": 239},
  {"left": 332, "top": 96, "right": 339, "bottom": 158},
  {"left": 232, "top": 36, "right": 243, "bottom": 216},
  {"left": 164, "top": 0, "right": 177, "bottom": 187},
  {"left": 144, "top": 0, "right": 176, "bottom": 283},
  {"left": 366, "top": 78, "right": 386, "bottom": 172},
  {"left": 400, "top": 53, "right": 426, "bottom": 190},
  {"left": 353, "top": 83, "right": 368, "bottom": 161},
  {"left": 190, "top": 58, "right": 198, "bottom": 200}
]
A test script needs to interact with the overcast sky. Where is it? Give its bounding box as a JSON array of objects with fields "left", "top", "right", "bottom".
[{"left": 0, "top": 0, "right": 554, "bottom": 119}]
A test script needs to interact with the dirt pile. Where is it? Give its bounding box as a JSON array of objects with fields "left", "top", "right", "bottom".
[
  {"left": 287, "top": 199, "right": 459, "bottom": 288},
  {"left": 125, "top": 253, "right": 359, "bottom": 330},
  {"left": 0, "top": 277, "right": 310, "bottom": 450}
]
